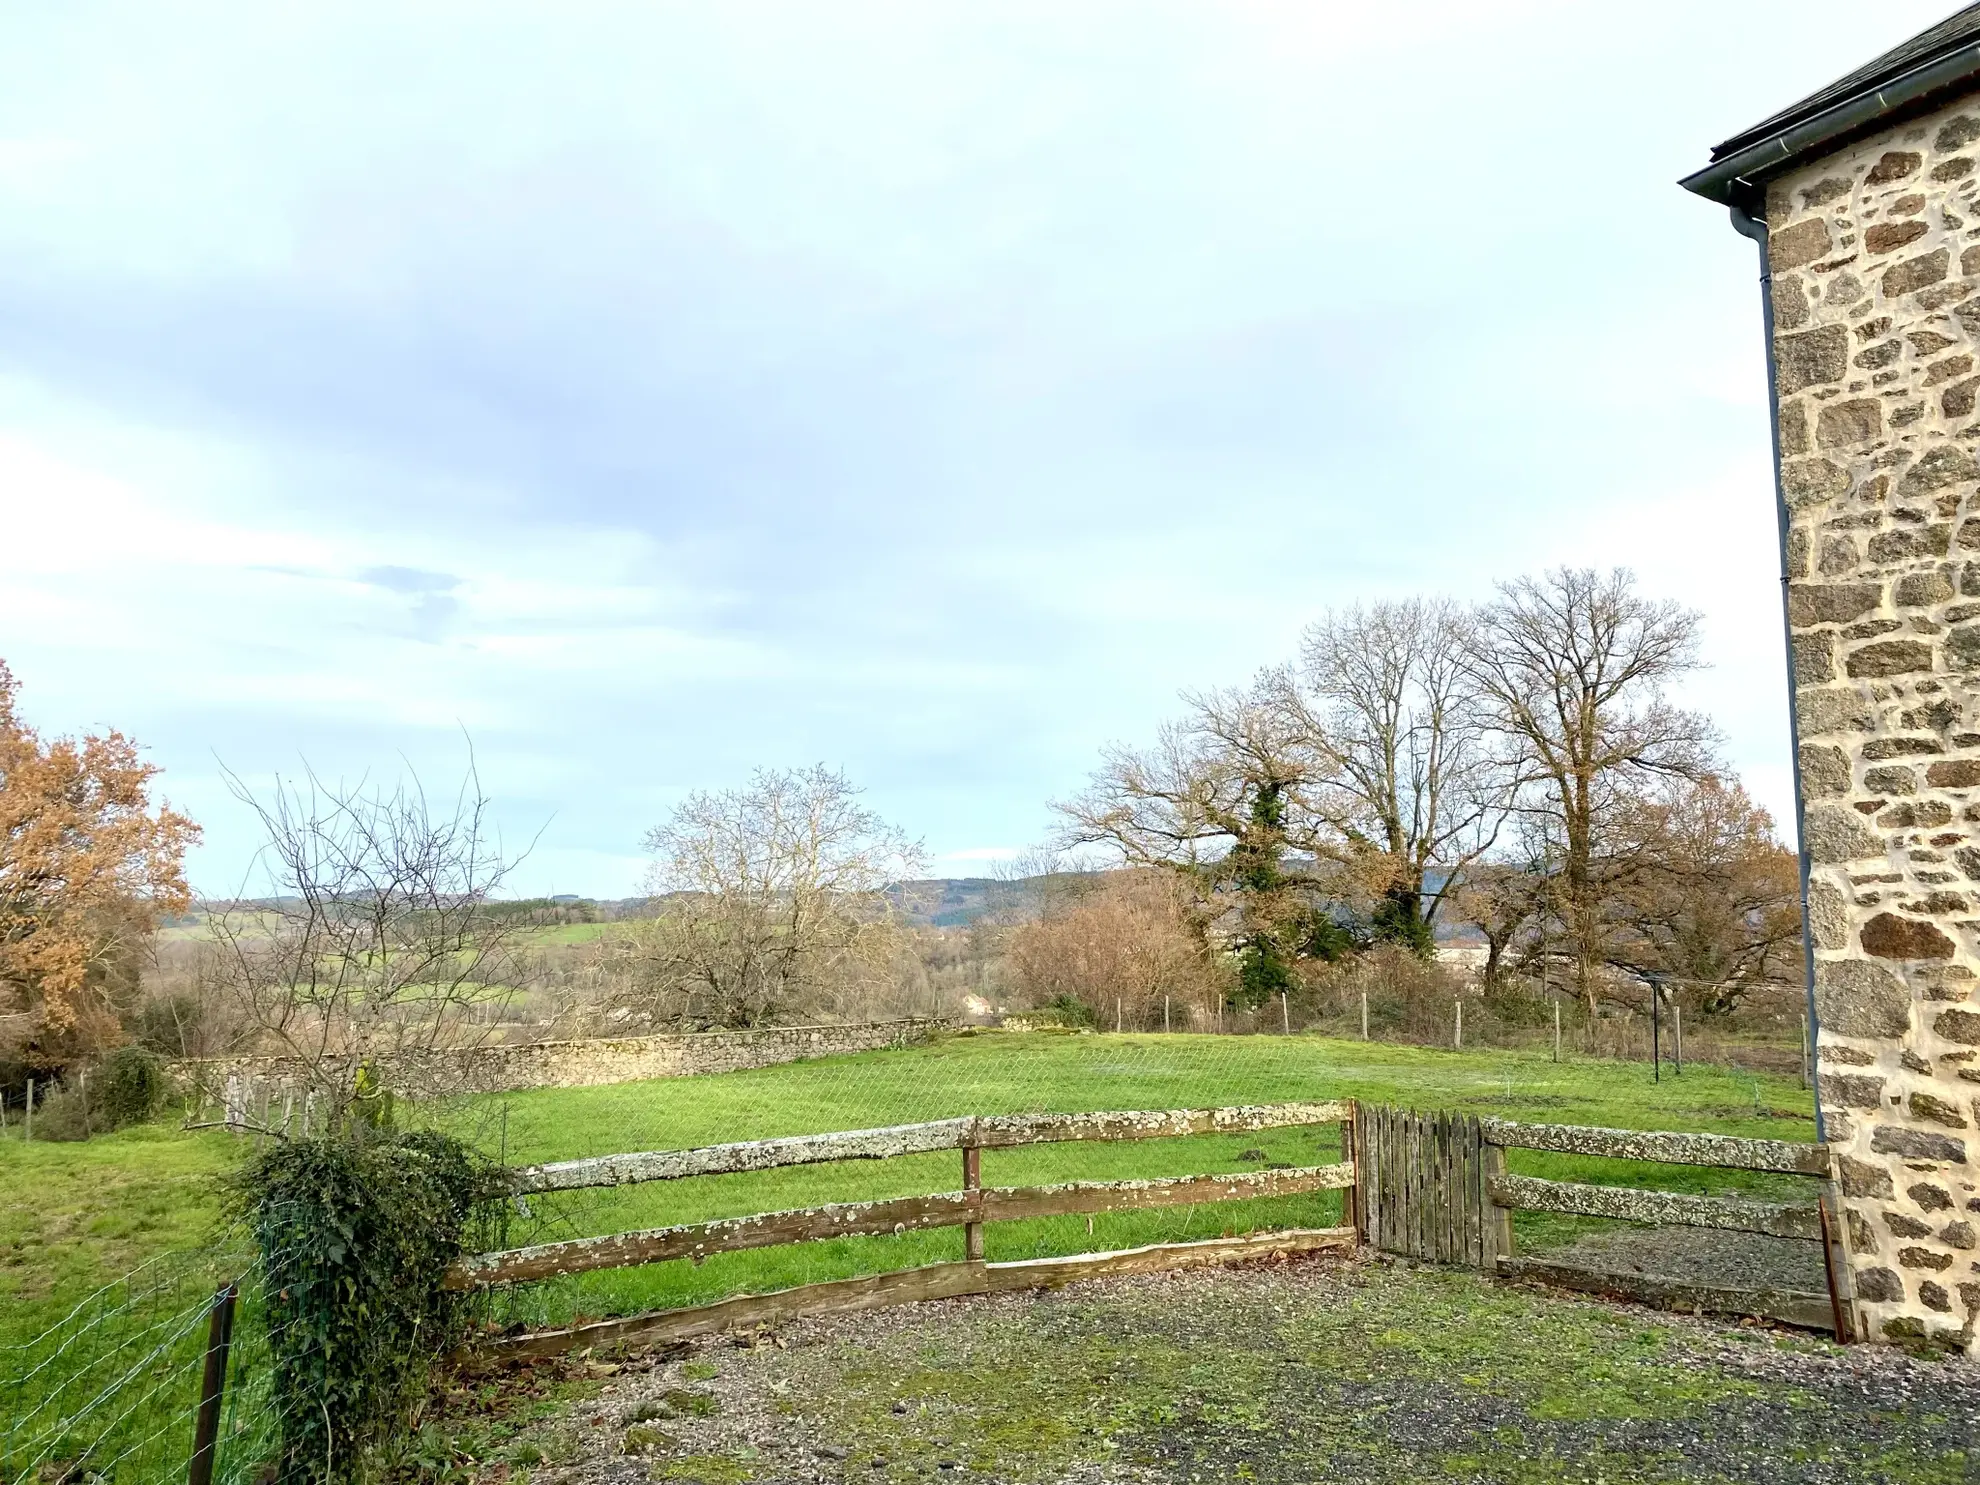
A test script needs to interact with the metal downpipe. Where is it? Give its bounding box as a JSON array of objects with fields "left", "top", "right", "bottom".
[{"left": 1728, "top": 200, "right": 1824, "bottom": 1142}]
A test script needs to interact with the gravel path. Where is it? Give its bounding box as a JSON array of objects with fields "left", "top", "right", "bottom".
[
  {"left": 460, "top": 1252, "right": 1979, "bottom": 1485},
  {"left": 1531, "top": 1227, "right": 1831, "bottom": 1294}
]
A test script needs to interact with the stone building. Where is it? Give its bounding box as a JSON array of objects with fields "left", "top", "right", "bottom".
[{"left": 1685, "top": 6, "right": 1980, "bottom": 1347}]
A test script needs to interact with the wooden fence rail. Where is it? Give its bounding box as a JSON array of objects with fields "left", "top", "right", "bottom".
[
  {"left": 514, "top": 1102, "right": 1351, "bottom": 1194},
  {"left": 450, "top": 1162, "right": 1355, "bottom": 1289},
  {"left": 461, "top": 1099, "right": 1857, "bottom": 1355}
]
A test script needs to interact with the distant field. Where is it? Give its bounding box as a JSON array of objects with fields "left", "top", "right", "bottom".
[{"left": 0, "top": 1031, "right": 1819, "bottom": 1350}]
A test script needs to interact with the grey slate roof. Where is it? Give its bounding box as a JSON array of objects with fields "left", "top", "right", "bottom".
[
  {"left": 1711, "top": 3, "right": 1980, "bottom": 160},
  {"left": 1683, "top": 3, "right": 1980, "bottom": 203}
]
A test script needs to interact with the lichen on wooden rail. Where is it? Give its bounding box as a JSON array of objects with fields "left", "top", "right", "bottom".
[
  {"left": 1489, "top": 1174, "right": 1824, "bottom": 1241},
  {"left": 1477, "top": 1118, "right": 1828, "bottom": 1177},
  {"left": 968, "top": 1103, "right": 1351, "bottom": 1151},
  {"left": 450, "top": 1162, "right": 1357, "bottom": 1289},
  {"left": 1498, "top": 1258, "right": 1836, "bottom": 1333},
  {"left": 516, "top": 1118, "right": 975, "bottom": 1193},
  {"left": 484, "top": 1227, "right": 1357, "bottom": 1357},
  {"left": 515, "top": 1103, "right": 1350, "bottom": 1193}
]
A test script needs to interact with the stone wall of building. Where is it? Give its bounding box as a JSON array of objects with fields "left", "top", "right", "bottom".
[
  {"left": 180, "top": 1018, "right": 947, "bottom": 1107},
  {"left": 1767, "top": 97, "right": 1980, "bottom": 1348}
]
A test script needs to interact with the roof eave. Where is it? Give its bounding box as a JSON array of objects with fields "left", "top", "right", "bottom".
[{"left": 1681, "top": 40, "right": 1980, "bottom": 208}]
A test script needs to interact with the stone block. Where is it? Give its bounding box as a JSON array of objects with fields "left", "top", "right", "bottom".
[
  {"left": 1937, "top": 118, "right": 1980, "bottom": 151},
  {"left": 1869, "top": 149, "right": 1925, "bottom": 183},
  {"left": 1855, "top": 1265, "right": 1905, "bottom": 1302},
  {"left": 1862, "top": 912, "right": 1957, "bottom": 958},
  {"left": 1847, "top": 639, "right": 1936, "bottom": 677},
  {"left": 1789, "top": 583, "right": 1882, "bottom": 626},
  {"left": 1894, "top": 446, "right": 1980, "bottom": 499},
  {"left": 1910, "top": 1183, "right": 1956, "bottom": 1210},
  {"left": 1842, "top": 1156, "right": 1898, "bottom": 1198},
  {"left": 1863, "top": 766, "right": 1917, "bottom": 795},
  {"left": 1782, "top": 457, "right": 1854, "bottom": 508},
  {"left": 1870, "top": 1125, "right": 1968, "bottom": 1162},
  {"left": 1910, "top": 1090, "right": 1970, "bottom": 1126},
  {"left": 1885, "top": 248, "right": 1952, "bottom": 298},
  {"left": 1818, "top": 398, "right": 1885, "bottom": 446},
  {"left": 1808, "top": 805, "right": 1892, "bottom": 863},
  {"left": 1799, "top": 689, "right": 1879, "bottom": 734},
  {"left": 1824, "top": 1072, "right": 1887, "bottom": 1107},
  {"left": 1867, "top": 221, "right": 1930, "bottom": 254},
  {"left": 1899, "top": 1246, "right": 1956, "bottom": 1271},
  {"left": 1867, "top": 525, "right": 1954, "bottom": 563},
  {"left": 1772, "top": 216, "right": 1835, "bottom": 270},
  {"left": 1817, "top": 958, "right": 1912, "bottom": 1035},
  {"left": 1778, "top": 326, "right": 1851, "bottom": 394},
  {"left": 1935, "top": 1007, "right": 1980, "bottom": 1043},
  {"left": 1799, "top": 744, "right": 1853, "bottom": 796},
  {"left": 1926, "top": 760, "right": 1980, "bottom": 787},
  {"left": 1896, "top": 571, "right": 1956, "bottom": 606}
]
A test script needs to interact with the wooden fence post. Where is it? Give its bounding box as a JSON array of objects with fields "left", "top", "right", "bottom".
[
  {"left": 962, "top": 1143, "right": 983, "bottom": 1263},
  {"left": 1454, "top": 1000, "right": 1463, "bottom": 1051},
  {"left": 1164, "top": 995, "right": 1170, "bottom": 1034},
  {"left": 1360, "top": 990, "right": 1368, "bottom": 1041},
  {"left": 1281, "top": 993, "right": 1290, "bottom": 1035},
  {"left": 24, "top": 1076, "right": 33, "bottom": 1142},
  {"left": 1553, "top": 1000, "right": 1561, "bottom": 1063},
  {"left": 1479, "top": 1136, "right": 1512, "bottom": 1268},
  {"left": 188, "top": 1281, "right": 238, "bottom": 1485},
  {"left": 1343, "top": 1102, "right": 1360, "bottom": 1238}
]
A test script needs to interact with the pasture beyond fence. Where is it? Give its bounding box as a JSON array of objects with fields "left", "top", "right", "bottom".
[
  {"left": 448, "top": 1098, "right": 1856, "bottom": 1356},
  {"left": 3, "top": 1095, "right": 1855, "bottom": 1485}
]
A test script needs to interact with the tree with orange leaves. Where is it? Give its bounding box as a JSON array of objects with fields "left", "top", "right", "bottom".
[{"left": 0, "top": 661, "right": 199, "bottom": 1073}]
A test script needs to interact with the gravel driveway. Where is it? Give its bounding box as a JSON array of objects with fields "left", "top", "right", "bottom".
[{"left": 449, "top": 1251, "right": 1979, "bottom": 1485}]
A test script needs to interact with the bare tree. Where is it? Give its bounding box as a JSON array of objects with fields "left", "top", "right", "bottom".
[
  {"left": 1452, "top": 857, "right": 1546, "bottom": 992},
  {"left": 630, "top": 766, "right": 923, "bottom": 1028},
  {"left": 1005, "top": 869, "right": 1231, "bottom": 1025},
  {"left": 205, "top": 758, "right": 535, "bottom": 1126},
  {"left": 1463, "top": 568, "right": 1717, "bottom": 1011},
  {"left": 1283, "top": 597, "right": 1505, "bottom": 948},
  {"left": 1053, "top": 681, "right": 1354, "bottom": 1003},
  {"left": 1602, "top": 776, "right": 1800, "bottom": 1016}
]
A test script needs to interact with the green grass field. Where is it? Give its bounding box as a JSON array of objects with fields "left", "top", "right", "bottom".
[{"left": 0, "top": 1029, "right": 1821, "bottom": 1353}]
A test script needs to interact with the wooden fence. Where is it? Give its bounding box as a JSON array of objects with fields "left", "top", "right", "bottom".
[
  {"left": 451, "top": 1099, "right": 1856, "bottom": 1356},
  {"left": 1355, "top": 1105, "right": 1850, "bottom": 1337},
  {"left": 457, "top": 1103, "right": 1358, "bottom": 1357}
]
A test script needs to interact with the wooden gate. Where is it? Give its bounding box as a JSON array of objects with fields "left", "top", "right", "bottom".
[{"left": 1354, "top": 1102, "right": 1508, "bottom": 1268}]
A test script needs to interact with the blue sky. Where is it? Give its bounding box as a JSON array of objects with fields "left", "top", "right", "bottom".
[{"left": 0, "top": 1, "right": 1957, "bottom": 896}]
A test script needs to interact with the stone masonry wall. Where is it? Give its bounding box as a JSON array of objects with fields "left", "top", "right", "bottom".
[
  {"left": 1767, "top": 97, "right": 1980, "bottom": 1349},
  {"left": 179, "top": 1018, "right": 947, "bottom": 1106}
]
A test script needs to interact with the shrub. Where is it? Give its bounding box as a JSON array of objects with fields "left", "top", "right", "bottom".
[
  {"left": 235, "top": 1131, "right": 507, "bottom": 1485},
  {"left": 99, "top": 1045, "right": 167, "bottom": 1127},
  {"left": 26, "top": 1083, "right": 92, "bottom": 1140}
]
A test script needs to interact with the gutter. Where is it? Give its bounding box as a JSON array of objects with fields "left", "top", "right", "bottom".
[
  {"left": 1724, "top": 204, "right": 1825, "bottom": 1143},
  {"left": 1683, "top": 40, "right": 1980, "bottom": 205}
]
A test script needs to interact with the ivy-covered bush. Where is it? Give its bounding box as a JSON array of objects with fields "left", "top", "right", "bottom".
[
  {"left": 98, "top": 1044, "right": 168, "bottom": 1127},
  {"left": 235, "top": 1130, "right": 506, "bottom": 1485}
]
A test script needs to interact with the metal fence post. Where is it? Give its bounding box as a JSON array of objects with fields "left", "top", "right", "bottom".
[{"left": 188, "top": 1282, "right": 238, "bottom": 1485}]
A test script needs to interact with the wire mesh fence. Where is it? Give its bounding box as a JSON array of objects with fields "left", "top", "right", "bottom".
[{"left": 0, "top": 1209, "right": 341, "bottom": 1485}]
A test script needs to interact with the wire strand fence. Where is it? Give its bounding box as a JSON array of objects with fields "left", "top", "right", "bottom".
[{"left": 0, "top": 1209, "right": 332, "bottom": 1485}]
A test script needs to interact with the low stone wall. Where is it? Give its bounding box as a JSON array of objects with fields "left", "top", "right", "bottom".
[{"left": 179, "top": 1019, "right": 948, "bottom": 1103}]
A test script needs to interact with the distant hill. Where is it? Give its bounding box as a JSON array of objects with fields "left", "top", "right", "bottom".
[{"left": 886, "top": 878, "right": 1013, "bottom": 928}]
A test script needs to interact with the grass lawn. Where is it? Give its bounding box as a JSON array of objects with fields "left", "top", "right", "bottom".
[{"left": 0, "top": 1030, "right": 1821, "bottom": 1350}]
